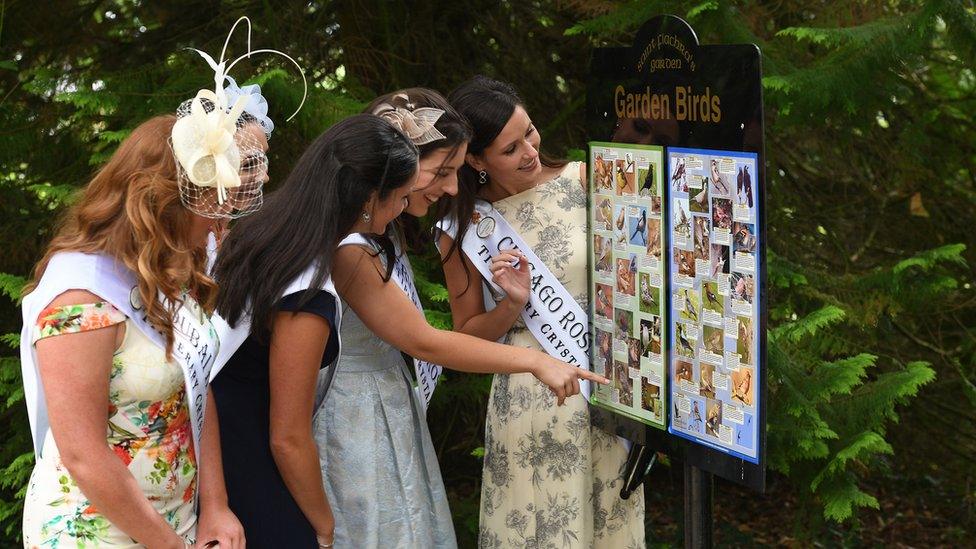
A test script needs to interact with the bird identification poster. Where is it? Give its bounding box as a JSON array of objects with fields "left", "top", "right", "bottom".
[
  {"left": 667, "top": 147, "right": 760, "bottom": 463},
  {"left": 589, "top": 141, "right": 667, "bottom": 429}
]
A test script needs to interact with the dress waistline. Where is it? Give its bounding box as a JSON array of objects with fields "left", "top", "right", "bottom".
[{"left": 334, "top": 348, "right": 406, "bottom": 373}]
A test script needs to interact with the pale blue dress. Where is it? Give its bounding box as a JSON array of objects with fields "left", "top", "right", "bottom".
[{"left": 311, "top": 240, "right": 457, "bottom": 548}]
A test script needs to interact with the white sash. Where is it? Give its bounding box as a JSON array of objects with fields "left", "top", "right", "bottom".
[
  {"left": 338, "top": 234, "right": 443, "bottom": 410},
  {"left": 209, "top": 264, "right": 342, "bottom": 381},
  {"left": 437, "top": 202, "right": 593, "bottom": 398},
  {"left": 20, "top": 252, "right": 217, "bottom": 467}
]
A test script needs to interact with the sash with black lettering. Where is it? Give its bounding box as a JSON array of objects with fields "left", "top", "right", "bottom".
[
  {"left": 21, "top": 252, "right": 217, "bottom": 468},
  {"left": 339, "top": 233, "right": 443, "bottom": 410},
  {"left": 438, "top": 202, "right": 593, "bottom": 398}
]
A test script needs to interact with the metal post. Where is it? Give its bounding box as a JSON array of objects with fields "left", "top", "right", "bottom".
[{"left": 684, "top": 463, "right": 714, "bottom": 548}]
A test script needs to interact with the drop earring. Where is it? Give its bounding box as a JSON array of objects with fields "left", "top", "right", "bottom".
[
  {"left": 362, "top": 211, "right": 371, "bottom": 223},
  {"left": 479, "top": 170, "right": 487, "bottom": 185}
]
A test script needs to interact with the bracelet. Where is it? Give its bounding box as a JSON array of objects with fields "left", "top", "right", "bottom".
[{"left": 319, "top": 544, "right": 334, "bottom": 548}]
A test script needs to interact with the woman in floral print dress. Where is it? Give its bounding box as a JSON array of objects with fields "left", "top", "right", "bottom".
[
  {"left": 439, "top": 76, "right": 645, "bottom": 548},
  {"left": 19, "top": 110, "right": 267, "bottom": 547},
  {"left": 23, "top": 298, "right": 208, "bottom": 546}
]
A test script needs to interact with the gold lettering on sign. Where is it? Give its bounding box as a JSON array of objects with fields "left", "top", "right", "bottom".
[{"left": 613, "top": 86, "right": 721, "bottom": 123}]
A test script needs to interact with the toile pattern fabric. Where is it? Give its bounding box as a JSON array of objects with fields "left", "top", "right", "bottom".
[
  {"left": 478, "top": 162, "right": 645, "bottom": 549},
  {"left": 312, "top": 238, "right": 457, "bottom": 549},
  {"left": 23, "top": 301, "right": 200, "bottom": 547}
]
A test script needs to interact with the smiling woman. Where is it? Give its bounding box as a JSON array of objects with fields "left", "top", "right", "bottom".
[
  {"left": 437, "top": 75, "right": 646, "bottom": 547},
  {"left": 210, "top": 114, "right": 421, "bottom": 549},
  {"left": 307, "top": 88, "right": 609, "bottom": 548}
]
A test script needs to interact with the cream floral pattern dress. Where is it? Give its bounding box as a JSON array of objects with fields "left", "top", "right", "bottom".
[
  {"left": 478, "top": 162, "right": 645, "bottom": 548},
  {"left": 23, "top": 301, "right": 200, "bottom": 547}
]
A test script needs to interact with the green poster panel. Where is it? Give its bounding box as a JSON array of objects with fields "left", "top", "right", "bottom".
[{"left": 588, "top": 141, "right": 667, "bottom": 429}]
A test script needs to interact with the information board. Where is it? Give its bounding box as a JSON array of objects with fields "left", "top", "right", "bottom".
[
  {"left": 585, "top": 14, "right": 767, "bottom": 491},
  {"left": 666, "top": 147, "right": 760, "bottom": 463},
  {"left": 588, "top": 142, "right": 667, "bottom": 428}
]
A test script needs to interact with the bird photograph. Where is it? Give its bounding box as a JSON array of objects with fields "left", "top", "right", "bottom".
[
  {"left": 737, "top": 164, "right": 754, "bottom": 207},
  {"left": 595, "top": 283, "right": 613, "bottom": 319},
  {"left": 706, "top": 401, "right": 722, "bottom": 436},
  {"left": 594, "top": 235, "right": 612, "bottom": 273},
  {"left": 690, "top": 185, "right": 709, "bottom": 212},
  {"left": 675, "top": 248, "right": 695, "bottom": 278},
  {"left": 629, "top": 207, "right": 648, "bottom": 246},
  {"left": 639, "top": 273, "right": 659, "bottom": 314},
  {"left": 615, "top": 157, "right": 635, "bottom": 195},
  {"left": 673, "top": 199, "right": 691, "bottom": 236},
  {"left": 596, "top": 197, "right": 613, "bottom": 230},
  {"left": 670, "top": 157, "right": 687, "bottom": 191},
  {"left": 646, "top": 218, "right": 662, "bottom": 259},
  {"left": 703, "top": 325, "right": 723, "bottom": 355},
  {"left": 733, "top": 222, "right": 757, "bottom": 254},
  {"left": 638, "top": 165, "right": 656, "bottom": 197},
  {"left": 694, "top": 216, "right": 710, "bottom": 261},
  {"left": 731, "top": 272, "right": 755, "bottom": 304},
  {"left": 731, "top": 368, "right": 754, "bottom": 406},
  {"left": 710, "top": 158, "right": 730, "bottom": 195},
  {"left": 680, "top": 287, "right": 700, "bottom": 323},
  {"left": 676, "top": 323, "right": 695, "bottom": 358},
  {"left": 699, "top": 362, "right": 716, "bottom": 399},
  {"left": 712, "top": 197, "right": 733, "bottom": 230},
  {"left": 703, "top": 281, "right": 722, "bottom": 312},
  {"left": 737, "top": 317, "right": 754, "bottom": 366},
  {"left": 710, "top": 243, "right": 730, "bottom": 277}
]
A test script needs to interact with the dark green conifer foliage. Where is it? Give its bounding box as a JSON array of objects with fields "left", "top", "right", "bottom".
[{"left": 0, "top": 0, "right": 973, "bottom": 544}]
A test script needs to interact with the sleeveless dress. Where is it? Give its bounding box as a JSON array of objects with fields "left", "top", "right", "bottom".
[
  {"left": 477, "top": 163, "right": 646, "bottom": 548},
  {"left": 312, "top": 238, "right": 457, "bottom": 549},
  {"left": 212, "top": 290, "right": 339, "bottom": 548},
  {"left": 23, "top": 301, "right": 203, "bottom": 547}
]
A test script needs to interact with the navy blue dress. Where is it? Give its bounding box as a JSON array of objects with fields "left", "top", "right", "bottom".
[{"left": 212, "top": 290, "right": 339, "bottom": 548}]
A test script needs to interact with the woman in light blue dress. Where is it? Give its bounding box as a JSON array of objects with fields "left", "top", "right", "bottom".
[{"left": 312, "top": 89, "right": 608, "bottom": 548}]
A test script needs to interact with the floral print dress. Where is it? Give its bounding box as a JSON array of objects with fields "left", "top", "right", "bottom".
[
  {"left": 478, "top": 163, "right": 645, "bottom": 548},
  {"left": 23, "top": 302, "right": 199, "bottom": 547}
]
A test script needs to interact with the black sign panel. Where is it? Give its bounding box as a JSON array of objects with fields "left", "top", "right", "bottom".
[{"left": 586, "top": 14, "right": 767, "bottom": 492}]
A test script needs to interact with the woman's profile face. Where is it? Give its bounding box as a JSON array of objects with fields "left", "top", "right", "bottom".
[
  {"left": 184, "top": 122, "right": 270, "bottom": 219},
  {"left": 403, "top": 142, "right": 468, "bottom": 217},
  {"left": 473, "top": 105, "right": 541, "bottom": 186},
  {"left": 186, "top": 122, "right": 269, "bottom": 246},
  {"left": 367, "top": 166, "right": 419, "bottom": 233}
]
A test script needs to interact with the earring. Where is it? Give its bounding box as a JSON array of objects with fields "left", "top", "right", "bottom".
[
  {"left": 479, "top": 170, "right": 487, "bottom": 185},
  {"left": 362, "top": 211, "right": 371, "bottom": 223}
]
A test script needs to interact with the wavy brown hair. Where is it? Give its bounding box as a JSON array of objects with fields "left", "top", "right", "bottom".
[{"left": 26, "top": 115, "right": 217, "bottom": 355}]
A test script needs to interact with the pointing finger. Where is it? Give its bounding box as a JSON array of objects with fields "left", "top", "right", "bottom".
[{"left": 578, "top": 368, "right": 610, "bottom": 385}]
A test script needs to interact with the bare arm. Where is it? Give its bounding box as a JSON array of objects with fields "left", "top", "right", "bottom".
[
  {"left": 268, "top": 309, "right": 335, "bottom": 543},
  {"left": 195, "top": 389, "right": 244, "bottom": 549},
  {"left": 36, "top": 290, "right": 184, "bottom": 549},
  {"left": 334, "top": 246, "right": 608, "bottom": 404},
  {"left": 437, "top": 232, "right": 522, "bottom": 341}
]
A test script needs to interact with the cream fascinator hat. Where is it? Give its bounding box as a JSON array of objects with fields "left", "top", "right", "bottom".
[
  {"left": 371, "top": 93, "right": 446, "bottom": 146},
  {"left": 172, "top": 16, "right": 307, "bottom": 219}
]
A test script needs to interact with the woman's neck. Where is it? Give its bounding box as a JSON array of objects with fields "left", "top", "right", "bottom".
[{"left": 479, "top": 164, "right": 564, "bottom": 203}]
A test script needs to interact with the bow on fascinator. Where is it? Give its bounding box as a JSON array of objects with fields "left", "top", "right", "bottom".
[
  {"left": 224, "top": 76, "right": 275, "bottom": 135},
  {"left": 373, "top": 94, "right": 446, "bottom": 146},
  {"left": 172, "top": 16, "right": 307, "bottom": 205}
]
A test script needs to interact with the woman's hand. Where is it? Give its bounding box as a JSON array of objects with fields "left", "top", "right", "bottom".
[
  {"left": 316, "top": 522, "right": 335, "bottom": 548},
  {"left": 490, "top": 250, "right": 530, "bottom": 307},
  {"left": 529, "top": 354, "right": 610, "bottom": 405},
  {"left": 194, "top": 503, "right": 245, "bottom": 549}
]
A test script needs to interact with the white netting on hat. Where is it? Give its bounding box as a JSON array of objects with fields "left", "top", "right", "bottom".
[{"left": 173, "top": 97, "right": 268, "bottom": 219}]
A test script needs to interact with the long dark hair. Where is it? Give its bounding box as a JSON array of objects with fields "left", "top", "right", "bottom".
[
  {"left": 438, "top": 75, "right": 567, "bottom": 293},
  {"left": 214, "top": 114, "right": 419, "bottom": 332},
  {"left": 365, "top": 88, "right": 472, "bottom": 252}
]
